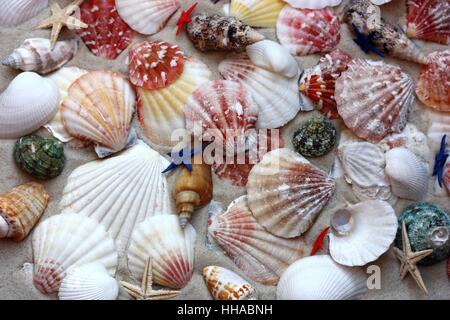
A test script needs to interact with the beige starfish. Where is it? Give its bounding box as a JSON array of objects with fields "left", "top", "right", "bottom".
[
  {"left": 37, "top": 0, "right": 88, "bottom": 49},
  {"left": 120, "top": 257, "right": 180, "bottom": 300},
  {"left": 393, "top": 221, "right": 433, "bottom": 295}
]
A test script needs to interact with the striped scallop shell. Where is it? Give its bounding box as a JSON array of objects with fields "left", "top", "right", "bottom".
[
  {"left": 203, "top": 266, "right": 257, "bottom": 300},
  {"left": 0, "top": 0, "right": 48, "bottom": 27},
  {"left": 228, "top": 0, "right": 286, "bottom": 28},
  {"left": 445, "top": 160, "right": 450, "bottom": 195},
  {"left": 283, "top": 0, "right": 342, "bottom": 9},
  {"left": 247, "top": 148, "right": 335, "bottom": 238}
]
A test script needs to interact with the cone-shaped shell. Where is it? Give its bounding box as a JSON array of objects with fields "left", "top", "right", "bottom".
[
  {"left": 0, "top": 0, "right": 48, "bottom": 27},
  {"left": 229, "top": 0, "right": 286, "bottom": 28},
  {"left": 127, "top": 215, "right": 196, "bottom": 289},
  {"left": 0, "top": 183, "right": 49, "bottom": 241},
  {"left": 32, "top": 213, "right": 118, "bottom": 294},
  {"left": 283, "top": 0, "right": 342, "bottom": 9},
  {"left": 335, "top": 59, "right": 414, "bottom": 143},
  {"left": 203, "top": 266, "right": 257, "bottom": 300},
  {"left": 208, "top": 197, "right": 307, "bottom": 285}
]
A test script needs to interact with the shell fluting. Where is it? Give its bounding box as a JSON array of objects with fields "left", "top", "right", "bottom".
[
  {"left": 283, "top": 0, "right": 342, "bottom": 9},
  {"left": 0, "top": 0, "right": 48, "bottom": 27},
  {"left": 229, "top": 0, "right": 286, "bottom": 28},
  {"left": 203, "top": 266, "right": 257, "bottom": 300},
  {"left": 444, "top": 160, "right": 450, "bottom": 195}
]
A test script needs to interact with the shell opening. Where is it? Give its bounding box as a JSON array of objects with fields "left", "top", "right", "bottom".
[
  {"left": 429, "top": 226, "right": 450, "bottom": 248},
  {"left": 0, "top": 215, "right": 9, "bottom": 238},
  {"left": 330, "top": 209, "right": 354, "bottom": 236}
]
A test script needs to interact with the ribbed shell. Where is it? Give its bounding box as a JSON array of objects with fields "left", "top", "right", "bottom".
[
  {"left": 335, "top": 59, "right": 414, "bottom": 143},
  {"left": 208, "top": 196, "right": 306, "bottom": 285},
  {"left": 445, "top": 161, "right": 450, "bottom": 195},
  {"left": 127, "top": 215, "right": 196, "bottom": 289},
  {"left": 32, "top": 213, "right": 118, "bottom": 294},
  {"left": 229, "top": 0, "right": 286, "bottom": 28},
  {"left": 283, "top": 0, "right": 342, "bottom": 9},
  {"left": 0, "top": 0, "right": 48, "bottom": 27},
  {"left": 203, "top": 266, "right": 257, "bottom": 300},
  {"left": 427, "top": 111, "right": 450, "bottom": 146}
]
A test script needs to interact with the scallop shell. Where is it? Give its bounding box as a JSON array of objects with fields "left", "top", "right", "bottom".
[
  {"left": 61, "top": 70, "right": 136, "bottom": 158},
  {"left": 427, "top": 111, "right": 450, "bottom": 146},
  {"left": 329, "top": 200, "right": 398, "bottom": 266},
  {"left": 60, "top": 140, "right": 171, "bottom": 253},
  {"left": 276, "top": 6, "right": 341, "bottom": 56},
  {"left": 283, "top": 0, "right": 342, "bottom": 9},
  {"left": 247, "top": 148, "right": 335, "bottom": 238},
  {"left": 58, "top": 263, "right": 119, "bottom": 300},
  {"left": 0, "top": 72, "right": 59, "bottom": 139},
  {"left": 444, "top": 161, "right": 450, "bottom": 195},
  {"left": 370, "top": 0, "right": 392, "bottom": 4},
  {"left": 137, "top": 59, "right": 212, "bottom": 148},
  {"left": 219, "top": 53, "right": 302, "bottom": 128},
  {"left": 115, "top": 0, "right": 180, "bottom": 35},
  {"left": 32, "top": 212, "right": 118, "bottom": 294},
  {"left": 276, "top": 255, "right": 367, "bottom": 300},
  {"left": 416, "top": 51, "right": 450, "bottom": 112},
  {"left": 335, "top": 59, "right": 414, "bottom": 143},
  {"left": 127, "top": 215, "right": 196, "bottom": 289},
  {"left": 2, "top": 38, "right": 78, "bottom": 75},
  {"left": 203, "top": 266, "right": 257, "bottom": 300},
  {"left": 0, "top": 182, "right": 49, "bottom": 241},
  {"left": 229, "top": 0, "right": 286, "bottom": 28},
  {"left": 0, "top": 0, "right": 48, "bottom": 27},
  {"left": 208, "top": 196, "right": 307, "bottom": 285},
  {"left": 406, "top": 0, "right": 450, "bottom": 44}
]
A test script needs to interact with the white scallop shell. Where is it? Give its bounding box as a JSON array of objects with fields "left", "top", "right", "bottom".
[
  {"left": 329, "top": 200, "right": 398, "bottom": 266},
  {"left": 0, "top": 0, "right": 48, "bottom": 27},
  {"left": 0, "top": 72, "right": 59, "bottom": 139},
  {"left": 32, "top": 213, "right": 118, "bottom": 294},
  {"left": 282, "top": 0, "right": 342, "bottom": 9},
  {"left": 427, "top": 110, "right": 450, "bottom": 147},
  {"left": 370, "top": 0, "right": 392, "bottom": 4},
  {"left": 58, "top": 263, "right": 119, "bottom": 300},
  {"left": 60, "top": 140, "right": 171, "bottom": 253},
  {"left": 127, "top": 215, "right": 196, "bottom": 289},
  {"left": 276, "top": 255, "right": 367, "bottom": 300}
]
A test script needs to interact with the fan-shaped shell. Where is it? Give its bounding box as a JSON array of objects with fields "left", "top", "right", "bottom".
[
  {"left": 229, "top": 0, "right": 286, "bottom": 28},
  {"left": 276, "top": 255, "right": 367, "bottom": 300},
  {"left": 247, "top": 148, "right": 335, "bottom": 238},
  {"left": 32, "top": 213, "right": 118, "bottom": 294},
  {"left": 276, "top": 6, "right": 341, "bottom": 56},
  {"left": 208, "top": 196, "right": 306, "bottom": 285},
  {"left": 336, "top": 59, "right": 414, "bottom": 143},
  {"left": 329, "top": 200, "right": 398, "bottom": 266},
  {"left": 444, "top": 161, "right": 450, "bottom": 195},
  {"left": 0, "top": 72, "right": 59, "bottom": 139},
  {"left": 127, "top": 215, "right": 196, "bottom": 289},
  {"left": 203, "top": 266, "right": 257, "bottom": 300},
  {"left": 219, "top": 53, "right": 302, "bottom": 128},
  {"left": 0, "top": 0, "right": 48, "bottom": 27},
  {"left": 60, "top": 141, "right": 171, "bottom": 253},
  {"left": 137, "top": 59, "right": 212, "bottom": 148},
  {"left": 116, "top": 0, "right": 180, "bottom": 35},
  {"left": 283, "top": 0, "right": 342, "bottom": 9},
  {"left": 61, "top": 70, "right": 136, "bottom": 158}
]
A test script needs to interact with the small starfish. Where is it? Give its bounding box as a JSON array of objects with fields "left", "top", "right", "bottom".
[
  {"left": 432, "top": 135, "right": 449, "bottom": 188},
  {"left": 120, "top": 258, "right": 180, "bottom": 300},
  {"left": 352, "top": 23, "right": 385, "bottom": 57},
  {"left": 176, "top": 2, "right": 198, "bottom": 36},
  {"left": 393, "top": 221, "right": 433, "bottom": 295},
  {"left": 162, "top": 144, "right": 205, "bottom": 173},
  {"left": 37, "top": 0, "right": 88, "bottom": 49}
]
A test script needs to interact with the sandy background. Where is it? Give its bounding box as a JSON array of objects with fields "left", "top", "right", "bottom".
[{"left": 0, "top": 0, "right": 449, "bottom": 300}]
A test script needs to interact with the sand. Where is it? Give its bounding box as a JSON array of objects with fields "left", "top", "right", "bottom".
[{"left": 0, "top": 0, "right": 449, "bottom": 300}]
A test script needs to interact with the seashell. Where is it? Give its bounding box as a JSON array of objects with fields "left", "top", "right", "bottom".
[
  {"left": 127, "top": 215, "right": 196, "bottom": 289},
  {"left": 14, "top": 135, "right": 65, "bottom": 180},
  {"left": 219, "top": 53, "right": 302, "bottom": 128},
  {"left": 276, "top": 255, "right": 367, "bottom": 300},
  {"left": 0, "top": 0, "right": 48, "bottom": 27},
  {"left": 335, "top": 59, "right": 414, "bottom": 143},
  {"left": 329, "top": 200, "right": 398, "bottom": 266},
  {"left": 385, "top": 148, "right": 429, "bottom": 201},
  {"left": 115, "top": 0, "right": 180, "bottom": 35},
  {"left": 416, "top": 51, "right": 450, "bottom": 112},
  {"left": 370, "top": 0, "right": 391, "bottom": 4},
  {"left": 203, "top": 266, "right": 257, "bottom": 300},
  {"left": 0, "top": 182, "right": 49, "bottom": 241},
  {"left": 186, "top": 14, "right": 265, "bottom": 52},
  {"left": 137, "top": 59, "right": 212, "bottom": 148},
  {"left": 427, "top": 111, "right": 450, "bottom": 146},
  {"left": 445, "top": 161, "right": 450, "bottom": 195},
  {"left": 61, "top": 70, "right": 136, "bottom": 158},
  {"left": 298, "top": 49, "right": 352, "bottom": 119},
  {"left": 246, "top": 40, "right": 299, "bottom": 78},
  {"left": 32, "top": 212, "right": 118, "bottom": 294},
  {"left": 208, "top": 196, "right": 306, "bottom": 285},
  {"left": 276, "top": 6, "right": 341, "bottom": 56},
  {"left": 247, "top": 148, "right": 335, "bottom": 238},
  {"left": 60, "top": 140, "right": 171, "bottom": 253},
  {"left": 128, "top": 41, "right": 186, "bottom": 90},
  {"left": 0, "top": 72, "right": 59, "bottom": 139},
  {"left": 292, "top": 115, "right": 337, "bottom": 158},
  {"left": 282, "top": 0, "right": 342, "bottom": 9},
  {"left": 2, "top": 38, "right": 78, "bottom": 75},
  {"left": 58, "top": 263, "right": 119, "bottom": 300},
  {"left": 228, "top": 0, "right": 286, "bottom": 28},
  {"left": 406, "top": 0, "right": 450, "bottom": 45},
  {"left": 395, "top": 202, "right": 450, "bottom": 265},
  {"left": 77, "top": 0, "right": 134, "bottom": 60}
]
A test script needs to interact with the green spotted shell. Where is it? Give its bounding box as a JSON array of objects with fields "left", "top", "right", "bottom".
[
  {"left": 395, "top": 202, "right": 450, "bottom": 266},
  {"left": 292, "top": 116, "right": 337, "bottom": 158},
  {"left": 14, "top": 136, "right": 65, "bottom": 180}
]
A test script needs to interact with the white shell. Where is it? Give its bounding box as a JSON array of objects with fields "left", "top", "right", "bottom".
[
  {"left": 203, "top": 266, "right": 257, "bottom": 300},
  {"left": 60, "top": 141, "right": 171, "bottom": 253},
  {"left": 282, "top": 0, "right": 342, "bottom": 9},
  {"left": 329, "top": 200, "right": 398, "bottom": 266},
  {"left": 32, "top": 213, "right": 118, "bottom": 294},
  {"left": 427, "top": 110, "right": 450, "bottom": 147},
  {"left": 58, "top": 263, "right": 119, "bottom": 300},
  {"left": 127, "top": 215, "right": 196, "bottom": 289},
  {"left": 370, "top": 0, "right": 391, "bottom": 4},
  {"left": 276, "top": 255, "right": 367, "bottom": 300},
  {"left": 0, "top": 0, "right": 48, "bottom": 27},
  {"left": 0, "top": 72, "right": 59, "bottom": 139}
]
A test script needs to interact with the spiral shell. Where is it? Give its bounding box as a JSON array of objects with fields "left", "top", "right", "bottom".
[{"left": 203, "top": 266, "right": 257, "bottom": 300}]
